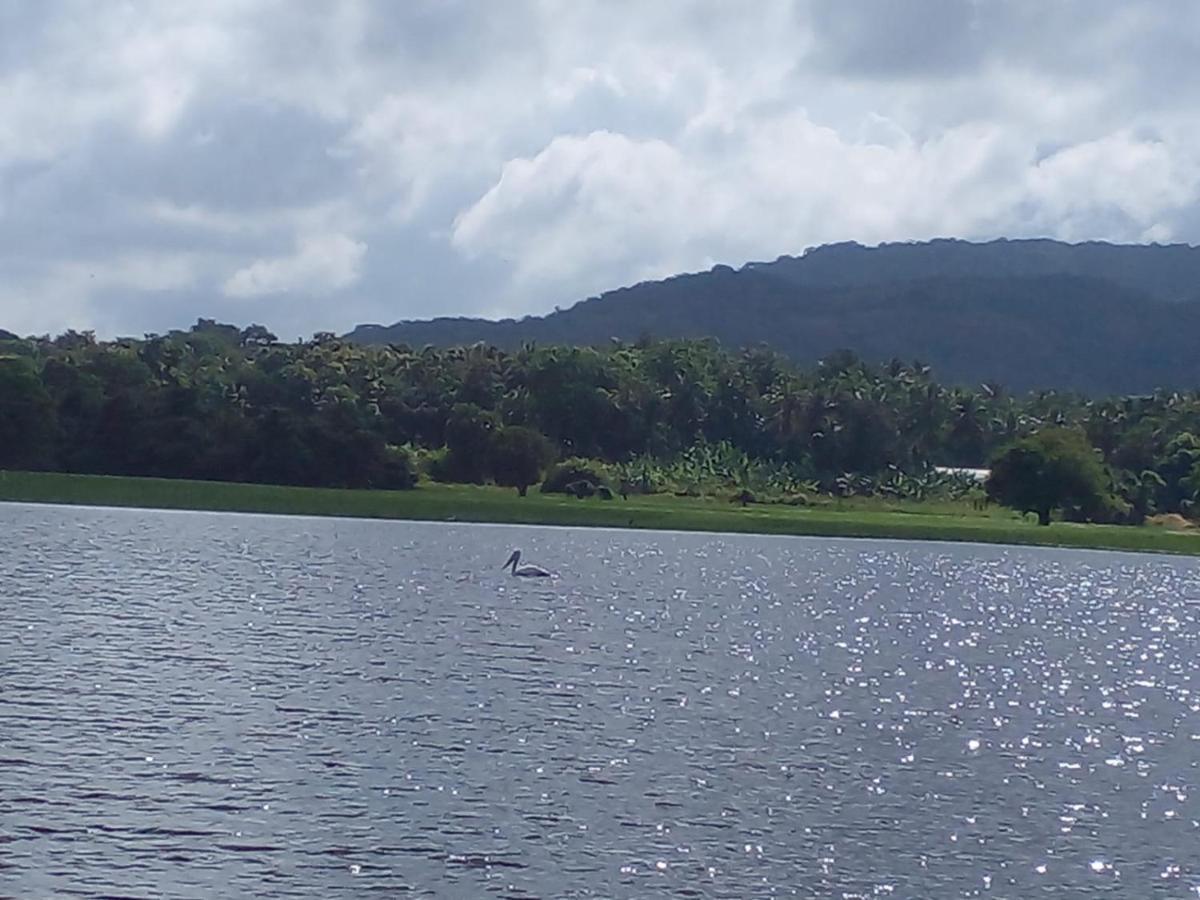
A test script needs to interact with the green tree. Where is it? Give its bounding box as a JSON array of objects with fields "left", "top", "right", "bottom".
[
  {"left": 14, "top": 320, "right": 1200, "bottom": 520},
  {"left": 41, "top": 358, "right": 105, "bottom": 471},
  {"left": 0, "top": 357, "right": 58, "bottom": 469},
  {"left": 986, "top": 428, "right": 1113, "bottom": 525},
  {"left": 1155, "top": 432, "right": 1200, "bottom": 511},
  {"left": 491, "top": 426, "right": 555, "bottom": 495},
  {"left": 443, "top": 402, "right": 496, "bottom": 483},
  {"left": 1183, "top": 460, "right": 1200, "bottom": 514},
  {"left": 240, "top": 324, "right": 278, "bottom": 347}
]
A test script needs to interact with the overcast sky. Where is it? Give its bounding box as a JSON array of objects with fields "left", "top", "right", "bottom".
[{"left": 3, "top": 1, "right": 1199, "bottom": 339}]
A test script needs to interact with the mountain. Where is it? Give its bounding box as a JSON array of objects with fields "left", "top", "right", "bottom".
[
  {"left": 751, "top": 238, "right": 1200, "bottom": 300},
  {"left": 347, "top": 239, "right": 1200, "bottom": 394}
]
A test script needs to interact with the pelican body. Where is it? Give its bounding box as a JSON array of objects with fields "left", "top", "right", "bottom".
[{"left": 503, "top": 550, "right": 552, "bottom": 577}]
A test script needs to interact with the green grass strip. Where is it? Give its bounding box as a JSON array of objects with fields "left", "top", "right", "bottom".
[{"left": 2, "top": 471, "right": 1199, "bottom": 557}]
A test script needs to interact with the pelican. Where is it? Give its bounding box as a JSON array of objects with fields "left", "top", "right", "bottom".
[{"left": 502, "top": 549, "right": 552, "bottom": 577}]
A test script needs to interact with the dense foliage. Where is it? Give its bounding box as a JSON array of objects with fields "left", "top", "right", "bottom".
[
  {"left": 351, "top": 239, "right": 1200, "bottom": 394},
  {"left": 986, "top": 429, "right": 1119, "bottom": 525},
  {"left": 3, "top": 320, "right": 1200, "bottom": 522}
]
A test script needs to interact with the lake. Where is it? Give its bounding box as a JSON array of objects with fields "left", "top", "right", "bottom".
[{"left": 2, "top": 503, "right": 1199, "bottom": 898}]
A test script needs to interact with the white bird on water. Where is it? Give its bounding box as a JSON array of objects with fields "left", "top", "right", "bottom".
[{"left": 502, "top": 549, "right": 552, "bottom": 577}]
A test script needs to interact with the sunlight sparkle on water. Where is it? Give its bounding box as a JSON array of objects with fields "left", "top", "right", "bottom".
[{"left": 6, "top": 509, "right": 1200, "bottom": 898}]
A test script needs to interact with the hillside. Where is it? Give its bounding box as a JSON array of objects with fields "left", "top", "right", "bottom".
[
  {"left": 347, "top": 239, "right": 1200, "bottom": 394},
  {"left": 752, "top": 238, "right": 1200, "bottom": 300}
]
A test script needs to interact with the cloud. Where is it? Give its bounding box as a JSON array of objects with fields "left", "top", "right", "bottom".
[
  {"left": 3, "top": 1, "right": 1200, "bottom": 337},
  {"left": 0, "top": 252, "right": 205, "bottom": 337},
  {"left": 453, "top": 132, "right": 702, "bottom": 289},
  {"left": 1024, "top": 131, "right": 1200, "bottom": 239},
  {"left": 223, "top": 233, "right": 367, "bottom": 298},
  {"left": 450, "top": 119, "right": 1029, "bottom": 307},
  {"left": 805, "top": 0, "right": 983, "bottom": 78}
]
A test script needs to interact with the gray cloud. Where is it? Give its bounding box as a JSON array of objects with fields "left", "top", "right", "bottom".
[
  {"left": 2, "top": 0, "right": 1200, "bottom": 338},
  {"left": 805, "top": 0, "right": 983, "bottom": 78}
]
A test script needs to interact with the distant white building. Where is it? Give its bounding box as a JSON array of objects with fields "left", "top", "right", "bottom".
[{"left": 934, "top": 466, "right": 990, "bottom": 483}]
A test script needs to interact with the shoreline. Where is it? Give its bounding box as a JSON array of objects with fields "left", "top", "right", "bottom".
[
  {"left": 2, "top": 498, "right": 1186, "bottom": 564},
  {"left": 2, "top": 471, "right": 1199, "bottom": 557}
]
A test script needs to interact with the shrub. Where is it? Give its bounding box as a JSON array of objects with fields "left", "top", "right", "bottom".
[
  {"left": 379, "top": 445, "right": 418, "bottom": 489},
  {"left": 731, "top": 488, "right": 757, "bottom": 506},
  {"left": 540, "top": 458, "right": 610, "bottom": 494},
  {"left": 421, "top": 447, "right": 455, "bottom": 483},
  {"left": 565, "top": 479, "right": 596, "bottom": 498}
]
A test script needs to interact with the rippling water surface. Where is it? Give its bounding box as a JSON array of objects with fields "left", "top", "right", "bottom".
[{"left": 3, "top": 504, "right": 1200, "bottom": 898}]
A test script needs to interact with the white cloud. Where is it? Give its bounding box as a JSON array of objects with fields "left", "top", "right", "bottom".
[
  {"left": 145, "top": 198, "right": 360, "bottom": 240},
  {"left": 0, "top": 252, "right": 204, "bottom": 336},
  {"left": 451, "top": 119, "right": 1035, "bottom": 307},
  {"left": 1025, "top": 131, "right": 1200, "bottom": 239},
  {"left": 3, "top": 1, "right": 1200, "bottom": 336},
  {"left": 453, "top": 131, "right": 702, "bottom": 288},
  {"left": 223, "top": 233, "right": 367, "bottom": 298}
]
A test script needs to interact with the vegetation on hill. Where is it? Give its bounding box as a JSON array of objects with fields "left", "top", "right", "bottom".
[
  {"left": 3, "top": 320, "right": 1200, "bottom": 531},
  {"left": 348, "top": 239, "right": 1200, "bottom": 394},
  {"left": 754, "top": 238, "right": 1200, "bottom": 300}
]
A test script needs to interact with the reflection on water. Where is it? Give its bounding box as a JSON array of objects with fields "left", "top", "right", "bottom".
[{"left": 2, "top": 503, "right": 1200, "bottom": 897}]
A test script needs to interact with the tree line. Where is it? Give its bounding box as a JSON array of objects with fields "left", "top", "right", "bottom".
[{"left": 2, "top": 319, "right": 1199, "bottom": 524}]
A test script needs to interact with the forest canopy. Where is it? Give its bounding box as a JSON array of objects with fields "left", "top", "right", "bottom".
[{"left": 2, "top": 320, "right": 1200, "bottom": 524}]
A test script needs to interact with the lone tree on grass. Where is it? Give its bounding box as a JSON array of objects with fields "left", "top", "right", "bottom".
[
  {"left": 491, "top": 426, "right": 555, "bottom": 496},
  {"left": 986, "top": 428, "right": 1113, "bottom": 526}
]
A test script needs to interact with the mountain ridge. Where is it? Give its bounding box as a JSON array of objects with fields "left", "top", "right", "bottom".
[
  {"left": 748, "top": 237, "right": 1200, "bottom": 300},
  {"left": 347, "top": 238, "right": 1200, "bottom": 394}
]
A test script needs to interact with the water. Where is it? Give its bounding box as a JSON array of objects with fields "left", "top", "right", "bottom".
[{"left": 3, "top": 503, "right": 1200, "bottom": 898}]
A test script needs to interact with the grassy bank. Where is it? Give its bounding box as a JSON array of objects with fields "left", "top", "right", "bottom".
[{"left": 2, "top": 470, "right": 1199, "bottom": 556}]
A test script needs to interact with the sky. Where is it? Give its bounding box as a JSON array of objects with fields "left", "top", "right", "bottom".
[{"left": 3, "top": 0, "right": 1200, "bottom": 340}]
